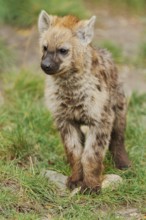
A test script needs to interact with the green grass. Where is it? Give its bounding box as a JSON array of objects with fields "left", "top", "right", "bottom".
[
  {"left": 1, "top": 0, "right": 146, "bottom": 28},
  {"left": 92, "top": 0, "right": 146, "bottom": 15},
  {"left": 0, "top": 0, "right": 87, "bottom": 28},
  {"left": 0, "top": 38, "right": 14, "bottom": 72},
  {"left": 136, "top": 41, "right": 146, "bottom": 67},
  {"left": 0, "top": 70, "right": 146, "bottom": 219},
  {"left": 130, "top": 40, "right": 146, "bottom": 67}
]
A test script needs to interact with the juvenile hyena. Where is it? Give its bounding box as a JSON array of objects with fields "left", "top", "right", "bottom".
[{"left": 38, "top": 10, "right": 130, "bottom": 192}]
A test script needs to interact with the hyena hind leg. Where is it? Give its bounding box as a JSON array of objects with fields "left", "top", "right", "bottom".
[{"left": 109, "top": 96, "right": 131, "bottom": 169}]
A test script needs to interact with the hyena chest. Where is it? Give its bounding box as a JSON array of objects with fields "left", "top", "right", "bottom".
[
  {"left": 59, "top": 89, "right": 87, "bottom": 123},
  {"left": 45, "top": 75, "right": 108, "bottom": 125},
  {"left": 55, "top": 82, "right": 107, "bottom": 125}
]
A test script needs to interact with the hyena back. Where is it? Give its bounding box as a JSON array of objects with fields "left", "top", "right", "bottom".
[{"left": 38, "top": 10, "right": 130, "bottom": 192}]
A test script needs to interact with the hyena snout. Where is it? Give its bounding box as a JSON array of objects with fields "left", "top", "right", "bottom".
[{"left": 41, "top": 56, "right": 60, "bottom": 75}]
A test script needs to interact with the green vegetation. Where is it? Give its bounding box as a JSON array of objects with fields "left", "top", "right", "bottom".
[
  {"left": 0, "top": 39, "right": 14, "bottom": 72},
  {"left": 131, "top": 41, "right": 146, "bottom": 67},
  {"left": 97, "top": 39, "right": 146, "bottom": 67},
  {"left": 93, "top": 0, "right": 146, "bottom": 15},
  {"left": 0, "top": 0, "right": 146, "bottom": 28},
  {"left": 0, "top": 69, "right": 146, "bottom": 219},
  {"left": 0, "top": 0, "right": 87, "bottom": 27},
  {"left": 137, "top": 41, "right": 146, "bottom": 66}
]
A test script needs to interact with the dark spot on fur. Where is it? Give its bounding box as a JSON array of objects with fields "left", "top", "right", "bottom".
[
  {"left": 112, "top": 105, "right": 116, "bottom": 112},
  {"left": 100, "top": 70, "right": 108, "bottom": 84},
  {"left": 60, "top": 103, "right": 67, "bottom": 108},
  {"left": 95, "top": 151, "right": 99, "bottom": 157},
  {"left": 75, "top": 104, "right": 83, "bottom": 110},
  {"left": 117, "top": 104, "right": 124, "bottom": 111},
  {"left": 80, "top": 132, "right": 85, "bottom": 146},
  {"left": 91, "top": 96, "right": 95, "bottom": 102},
  {"left": 80, "top": 95, "right": 86, "bottom": 102},
  {"left": 71, "top": 65, "right": 79, "bottom": 74},
  {"left": 104, "top": 106, "right": 108, "bottom": 112},
  {"left": 95, "top": 133, "right": 109, "bottom": 148},
  {"left": 97, "top": 139, "right": 105, "bottom": 148},
  {"left": 96, "top": 84, "right": 101, "bottom": 91},
  {"left": 92, "top": 58, "right": 98, "bottom": 67},
  {"left": 95, "top": 74, "right": 99, "bottom": 78}
]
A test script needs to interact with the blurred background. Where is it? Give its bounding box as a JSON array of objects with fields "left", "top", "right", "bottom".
[{"left": 0, "top": 0, "right": 146, "bottom": 95}]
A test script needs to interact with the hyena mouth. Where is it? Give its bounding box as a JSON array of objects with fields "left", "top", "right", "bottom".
[
  {"left": 41, "top": 62, "right": 60, "bottom": 75},
  {"left": 41, "top": 68, "right": 59, "bottom": 75}
]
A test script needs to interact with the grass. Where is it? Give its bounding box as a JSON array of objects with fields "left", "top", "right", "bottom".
[
  {"left": 0, "top": 38, "right": 14, "bottom": 72},
  {"left": 96, "top": 39, "right": 146, "bottom": 67},
  {"left": 0, "top": 0, "right": 87, "bottom": 28},
  {"left": 92, "top": 0, "right": 146, "bottom": 15},
  {"left": 130, "top": 40, "right": 146, "bottom": 67},
  {"left": 136, "top": 41, "right": 146, "bottom": 67},
  {"left": 0, "top": 68, "right": 146, "bottom": 219},
  {"left": 0, "top": 0, "right": 146, "bottom": 28}
]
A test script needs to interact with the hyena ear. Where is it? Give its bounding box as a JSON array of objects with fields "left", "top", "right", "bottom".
[
  {"left": 76, "top": 16, "right": 96, "bottom": 45},
  {"left": 38, "top": 10, "right": 53, "bottom": 33}
]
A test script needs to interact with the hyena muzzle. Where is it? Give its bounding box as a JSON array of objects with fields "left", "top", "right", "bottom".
[{"left": 38, "top": 10, "right": 131, "bottom": 193}]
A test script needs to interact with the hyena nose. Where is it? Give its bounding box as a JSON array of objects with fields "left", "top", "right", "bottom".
[
  {"left": 41, "top": 60, "right": 59, "bottom": 75},
  {"left": 41, "top": 61, "right": 51, "bottom": 71}
]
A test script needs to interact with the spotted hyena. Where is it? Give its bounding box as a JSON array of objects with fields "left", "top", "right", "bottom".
[{"left": 38, "top": 10, "right": 130, "bottom": 193}]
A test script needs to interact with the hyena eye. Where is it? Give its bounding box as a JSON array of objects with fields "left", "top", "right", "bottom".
[
  {"left": 58, "top": 48, "right": 69, "bottom": 55},
  {"left": 43, "top": 45, "right": 48, "bottom": 52}
]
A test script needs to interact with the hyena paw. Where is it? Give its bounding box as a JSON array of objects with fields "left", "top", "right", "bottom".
[
  {"left": 112, "top": 150, "right": 131, "bottom": 170},
  {"left": 67, "top": 176, "right": 82, "bottom": 190},
  {"left": 115, "top": 156, "right": 131, "bottom": 170},
  {"left": 80, "top": 182, "right": 101, "bottom": 194}
]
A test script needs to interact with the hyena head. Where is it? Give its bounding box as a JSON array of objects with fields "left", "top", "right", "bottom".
[{"left": 38, "top": 10, "right": 96, "bottom": 75}]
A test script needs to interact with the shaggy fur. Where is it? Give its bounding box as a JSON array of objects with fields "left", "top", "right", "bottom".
[{"left": 38, "top": 11, "right": 130, "bottom": 192}]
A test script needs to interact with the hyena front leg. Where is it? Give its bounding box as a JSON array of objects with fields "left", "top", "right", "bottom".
[
  {"left": 109, "top": 94, "right": 131, "bottom": 169},
  {"left": 59, "top": 121, "right": 84, "bottom": 190},
  {"left": 81, "top": 120, "right": 113, "bottom": 193}
]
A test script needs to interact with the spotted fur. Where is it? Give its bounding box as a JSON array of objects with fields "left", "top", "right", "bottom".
[{"left": 38, "top": 11, "right": 130, "bottom": 192}]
